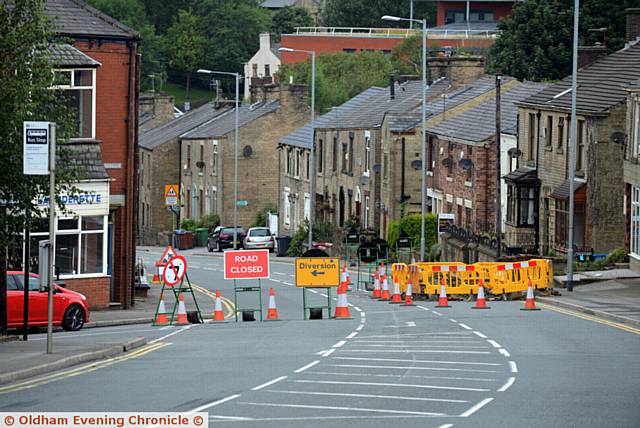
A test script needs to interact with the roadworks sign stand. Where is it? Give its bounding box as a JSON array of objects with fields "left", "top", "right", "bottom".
[
  {"left": 295, "top": 257, "right": 340, "bottom": 320},
  {"left": 302, "top": 287, "right": 333, "bottom": 320},
  {"left": 152, "top": 271, "right": 202, "bottom": 326},
  {"left": 233, "top": 279, "right": 263, "bottom": 322}
]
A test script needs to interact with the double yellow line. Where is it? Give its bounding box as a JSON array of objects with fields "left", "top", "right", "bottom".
[
  {"left": 538, "top": 303, "right": 640, "bottom": 335},
  {"left": 0, "top": 342, "right": 171, "bottom": 394},
  {"left": 191, "top": 283, "right": 236, "bottom": 319}
]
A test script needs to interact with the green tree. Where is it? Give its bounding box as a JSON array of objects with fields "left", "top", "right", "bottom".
[
  {"left": 271, "top": 6, "right": 313, "bottom": 41},
  {"left": 141, "top": 0, "right": 198, "bottom": 33},
  {"left": 165, "top": 9, "right": 206, "bottom": 105},
  {"left": 322, "top": 0, "right": 436, "bottom": 28},
  {"left": 487, "top": 0, "right": 639, "bottom": 81}
]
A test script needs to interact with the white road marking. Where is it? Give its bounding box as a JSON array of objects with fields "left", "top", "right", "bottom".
[
  {"left": 497, "top": 377, "right": 516, "bottom": 392},
  {"left": 438, "top": 424, "right": 454, "bottom": 428},
  {"left": 346, "top": 332, "right": 358, "bottom": 339},
  {"left": 333, "top": 356, "right": 502, "bottom": 366},
  {"left": 349, "top": 344, "right": 488, "bottom": 349},
  {"left": 356, "top": 324, "right": 364, "bottom": 331},
  {"left": 333, "top": 340, "right": 346, "bottom": 348},
  {"left": 251, "top": 376, "right": 288, "bottom": 391},
  {"left": 237, "top": 402, "right": 446, "bottom": 417},
  {"left": 509, "top": 361, "right": 518, "bottom": 373},
  {"left": 306, "top": 371, "right": 496, "bottom": 382},
  {"left": 499, "top": 348, "right": 511, "bottom": 357},
  {"left": 292, "top": 379, "right": 490, "bottom": 392},
  {"left": 354, "top": 340, "right": 480, "bottom": 344},
  {"left": 458, "top": 323, "right": 472, "bottom": 330},
  {"left": 283, "top": 282, "right": 293, "bottom": 286},
  {"left": 266, "top": 389, "right": 469, "bottom": 403},
  {"left": 274, "top": 272, "right": 287, "bottom": 276},
  {"left": 208, "top": 416, "right": 252, "bottom": 421},
  {"left": 309, "top": 289, "right": 319, "bottom": 294},
  {"left": 432, "top": 311, "right": 443, "bottom": 316},
  {"left": 405, "top": 321, "right": 416, "bottom": 327},
  {"left": 487, "top": 340, "right": 501, "bottom": 348},
  {"left": 328, "top": 364, "right": 498, "bottom": 374},
  {"left": 149, "top": 325, "right": 192, "bottom": 344},
  {"left": 203, "top": 267, "right": 216, "bottom": 271},
  {"left": 473, "top": 331, "right": 488, "bottom": 339},
  {"left": 340, "top": 349, "right": 491, "bottom": 354},
  {"left": 294, "top": 360, "right": 320, "bottom": 373},
  {"left": 417, "top": 305, "right": 431, "bottom": 311},
  {"left": 320, "top": 293, "right": 328, "bottom": 297},
  {"left": 187, "top": 394, "right": 241, "bottom": 413},
  {"left": 449, "top": 319, "right": 458, "bottom": 323},
  {"left": 354, "top": 307, "right": 362, "bottom": 312},
  {"left": 356, "top": 332, "right": 471, "bottom": 339},
  {"left": 323, "top": 349, "right": 336, "bottom": 357},
  {"left": 459, "top": 398, "right": 494, "bottom": 417},
  {"left": 360, "top": 311, "right": 366, "bottom": 317},
  {"left": 316, "top": 350, "right": 328, "bottom": 355}
]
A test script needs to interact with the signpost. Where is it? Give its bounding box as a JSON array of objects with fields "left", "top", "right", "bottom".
[
  {"left": 152, "top": 253, "right": 202, "bottom": 326},
  {"left": 23, "top": 121, "right": 50, "bottom": 175},
  {"left": 164, "top": 184, "right": 179, "bottom": 207},
  {"left": 236, "top": 200, "right": 248, "bottom": 207},
  {"left": 295, "top": 257, "right": 340, "bottom": 320},
  {"left": 223, "top": 250, "right": 269, "bottom": 321}
]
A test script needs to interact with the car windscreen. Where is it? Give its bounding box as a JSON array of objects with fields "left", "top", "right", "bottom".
[
  {"left": 249, "top": 229, "right": 270, "bottom": 237},
  {"left": 222, "top": 228, "right": 244, "bottom": 234},
  {"left": 14, "top": 274, "right": 42, "bottom": 291}
]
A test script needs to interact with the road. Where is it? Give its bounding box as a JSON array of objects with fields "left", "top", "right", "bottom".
[{"left": 1, "top": 249, "right": 639, "bottom": 428}]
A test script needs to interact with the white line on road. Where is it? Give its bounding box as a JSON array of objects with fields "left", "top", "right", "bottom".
[
  {"left": 203, "top": 267, "right": 216, "bottom": 271},
  {"left": 292, "top": 379, "right": 490, "bottom": 392},
  {"left": 354, "top": 306, "right": 362, "bottom": 312},
  {"left": 265, "top": 389, "right": 469, "bottom": 403},
  {"left": 333, "top": 340, "right": 346, "bottom": 348},
  {"left": 346, "top": 332, "right": 358, "bottom": 339},
  {"left": 149, "top": 325, "right": 192, "bottom": 344},
  {"left": 340, "top": 349, "right": 491, "bottom": 354},
  {"left": 432, "top": 311, "right": 443, "bottom": 316},
  {"left": 237, "top": 401, "right": 447, "bottom": 417},
  {"left": 459, "top": 398, "right": 494, "bottom": 417},
  {"left": 333, "top": 356, "right": 502, "bottom": 367},
  {"left": 356, "top": 324, "right": 364, "bottom": 331},
  {"left": 349, "top": 344, "right": 488, "bottom": 349},
  {"left": 499, "top": 348, "right": 511, "bottom": 357},
  {"left": 473, "top": 331, "right": 488, "bottom": 339},
  {"left": 417, "top": 306, "right": 431, "bottom": 311},
  {"left": 497, "top": 377, "right": 516, "bottom": 392},
  {"left": 306, "top": 371, "right": 496, "bottom": 382},
  {"left": 438, "top": 424, "right": 454, "bottom": 428},
  {"left": 405, "top": 321, "right": 416, "bottom": 327},
  {"left": 187, "top": 394, "right": 241, "bottom": 413},
  {"left": 283, "top": 282, "right": 293, "bottom": 286},
  {"left": 449, "top": 319, "right": 458, "bottom": 323},
  {"left": 458, "top": 323, "right": 472, "bottom": 330},
  {"left": 509, "top": 361, "right": 518, "bottom": 373},
  {"left": 309, "top": 289, "right": 319, "bottom": 294},
  {"left": 323, "top": 349, "right": 336, "bottom": 357},
  {"left": 294, "top": 360, "right": 320, "bottom": 373},
  {"left": 487, "top": 340, "right": 501, "bottom": 348},
  {"left": 356, "top": 332, "right": 472, "bottom": 339},
  {"left": 208, "top": 416, "right": 253, "bottom": 421},
  {"left": 328, "top": 364, "right": 498, "bottom": 374},
  {"left": 320, "top": 293, "right": 328, "bottom": 297},
  {"left": 353, "top": 340, "right": 480, "bottom": 344},
  {"left": 251, "top": 376, "right": 288, "bottom": 391}
]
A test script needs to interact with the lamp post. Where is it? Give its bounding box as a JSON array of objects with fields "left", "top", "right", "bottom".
[
  {"left": 279, "top": 47, "right": 316, "bottom": 251},
  {"left": 383, "top": 14, "right": 428, "bottom": 261},
  {"left": 197, "top": 69, "right": 241, "bottom": 249}
]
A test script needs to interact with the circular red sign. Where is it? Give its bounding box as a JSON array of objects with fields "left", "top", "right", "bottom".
[{"left": 163, "top": 255, "right": 187, "bottom": 286}]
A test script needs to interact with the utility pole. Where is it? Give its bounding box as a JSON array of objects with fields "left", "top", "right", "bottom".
[
  {"left": 495, "top": 75, "right": 502, "bottom": 259},
  {"left": 46, "top": 123, "right": 56, "bottom": 354}
]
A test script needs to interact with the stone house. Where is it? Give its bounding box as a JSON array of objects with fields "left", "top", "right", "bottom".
[
  {"left": 138, "top": 103, "right": 230, "bottom": 245},
  {"left": 139, "top": 93, "right": 176, "bottom": 132},
  {"left": 625, "top": 79, "right": 640, "bottom": 271},
  {"left": 244, "top": 33, "right": 281, "bottom": 99},
  {"left": 179, "top": 84, "right": 309, "bottom": 228},
  {"left": 512, "top": 42, "right": 640, "bottom": 256}
]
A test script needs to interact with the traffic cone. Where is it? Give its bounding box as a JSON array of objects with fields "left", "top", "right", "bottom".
[
  {"left": 380, "top": 274, "right": 391, "bottom": 301},
  {"left": 379, "top": 262, "right": 386, "bottom": 278},
  {"left": 213, "top": 289, "right": 225, "bottom": 321},
  {"left": 151, "top": 261, "right": 161, "bottom": 284},
  {"left": 390, "top": 276, "right": 402, "bottom": 304},
  {"left": 372, "top": 271, "right": 381, "bottom": 299},
  {"left": 334, "top": 283, "right": 352, "bottom": 319},
  {"left": 153, "top": 292, "right": 169, "bottom": 325},
  {"left": 174, "top": 293, "right": 190, "bottom": 325},
  {"left": 521, "top": 280, "right": 541, "bottom": 311},
  {"left": 403, "top": 277, "right": 414, "bottom": 306},
  {"left": 436, "top": 280, "right": 451, "bottom": 308},
  {"left": 473, "top": 280, "right": 490, "bottom": 309},
  {"left": 345, "top": 264, "right": 352, "bottom": 290},
  {"left": 267, "top": 288, "right": 279, "bottom": 320}
]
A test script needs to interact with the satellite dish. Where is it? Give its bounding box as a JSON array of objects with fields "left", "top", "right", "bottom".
[
  {"left": 373, "top": 164, "right": 382, "bottom": 173},
  {"left": 411, "top": 160, "right": 422, "bottom": 170},
  {"left": 459, "top": 158, "right": 474, "bottom": 171},
  {"left": 243, "top": 145, "right": 253, "bottom": 158},
  {"left": 611, "top": 132, "right": 625, "bottom": 144},
  {"left": 507, "top": 148, "right": 522, "bottom": 159}
]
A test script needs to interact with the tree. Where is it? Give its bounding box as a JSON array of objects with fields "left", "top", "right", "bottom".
[
  {"left": 165, "top": 9, "right": 206, "bottom": 106},
  {"left": 487, "top": 0, "right": 639, "bottom": 81},
  {"left": 322, "top": 0, "right": 436, "bottom": 28},
  {"left": 272, "top": 6, "right": 313, "bottom": 41}
]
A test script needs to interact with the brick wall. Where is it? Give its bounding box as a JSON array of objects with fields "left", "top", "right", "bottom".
[{"left": 64, "top": 277, "right": 111, "bottom": 310}]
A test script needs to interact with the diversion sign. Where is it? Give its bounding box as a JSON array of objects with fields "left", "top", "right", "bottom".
[{"left": 295, "top": 257, "right": 340, "bottom": 288}]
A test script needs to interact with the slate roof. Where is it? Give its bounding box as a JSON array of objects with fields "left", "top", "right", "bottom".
[
  {"left": 504, "top": 167, "right": 537, "bottom": 183},
  {"left": 62, "top": 141, "right": 109, "bottom": 180},
  {"left": 140, "top": 102, "right": 230, "bottom": 150},
  {"left": 429, "top": 80, "right": 550, "bottom": 143},
  {"left": 48, "top": 43, "right": 100, "bottom": 67},
  {"left": 519, "top": 43, "right": 640, "bottom": 114},
  {"left": 550, "top": 179, "right": 586, "bottom": 199},
  {"left": 181, "top": 101, "right": 280, "bottom": 139},
  {"left": 45, "top": 0, "right": 139, "bottom": 40}
]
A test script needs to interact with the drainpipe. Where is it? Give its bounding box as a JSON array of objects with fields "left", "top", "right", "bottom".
[
  {"left": 123, "top": 40, "right": 137, "bottom": 309},
  {"left": 401, "top": 137, "right": 406, "bottom": 213}
]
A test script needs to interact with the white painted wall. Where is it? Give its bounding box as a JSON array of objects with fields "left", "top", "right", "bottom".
[
  {"left": 501, "top": 133, "right": 517, "bottom": 229},
  {"left": 243, "top": 33, "right": 281, "bottom": 97}
]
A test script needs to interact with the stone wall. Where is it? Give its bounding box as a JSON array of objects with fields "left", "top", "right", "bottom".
[{"left": 428, "top": 56, "right": 486, "bottom": 87}]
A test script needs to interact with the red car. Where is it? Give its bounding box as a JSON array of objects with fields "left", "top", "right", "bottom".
[{"left": 6, "top": 271, "right": 89, "bottom": 331}]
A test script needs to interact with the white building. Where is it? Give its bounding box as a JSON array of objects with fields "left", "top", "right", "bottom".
[{"left": 243, "top": 33, "right": 281, "bottom": 98}]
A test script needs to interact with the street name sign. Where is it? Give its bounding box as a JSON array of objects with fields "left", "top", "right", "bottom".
[
  {"left": 23, "top": 121, "right": 50, "bottom": 175},
  {"left": 295, "top": 257, "right": 340, "bottom": 287},
  {"left": 163, "top": 255, "right": 187, "bottom": 286},
  {"left": 164, "top": 184, "right": 179, "bottom": 207},
  {"left": 224, "top": 249, "right": 270, "bottom": 280}
]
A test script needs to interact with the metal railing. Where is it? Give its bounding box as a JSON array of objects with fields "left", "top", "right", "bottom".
[{"left": 292, "top": 27, "right": 500, "bottom": 40}]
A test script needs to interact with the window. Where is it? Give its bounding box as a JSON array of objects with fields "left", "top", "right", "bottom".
[
  {"left": 53, "top": 69, "right": 95, "bottom": 139},
  {"left": 364, "top": 133, "right": 371, "bottom": 176},
  {"left": 631, "top": 186, "right": 640, "bottom": 258},
  {"left": 306, "top": 152, "right": 310, "bottom": 179},
  {"left": 295, "top": 150, "right": 301, "bottom": 178},
  {"left": 465, "top": 207, "right": 473, "bottom": 229},
  {"left": 348, "top": 134, "right": 354, "bottom": 173},
  {"left": 211, "top": 187, "right": 217, "bottom": 214},
  {"left": 364, "top": 195, "right": 370, "bottom": 229},
  {"left": 318, "top": 139, "right": 324, "bottom": 173},
  {"left": 212, "top": 141, "right": 218, "bottom": 174},
  {"left": 199, "top": 144, "right": 204, "bottom": 163},
  {"left": 343, "top": 48, "right": 356, "bottom": 54},
  {"left": 528, "top": 113, "right": 536, "bottom": 161},
  {"left": 199, "top": 189, "right": 204, "bottom": 218},
  {"left": 264, "top": 64, "right": 271, "bottom": 77},
  {"left": 633, "top": 100, "right": 640, "bottom": 158},
  {"left": 186, "top": 144, "right": 191, "bottom": 169},
  {"left": 383, "top": 153, "right": 388, "bottom": 179},
  {"left": 283, "top": 189, "right": 291, "bottom": 226},
  {"left": 576, "top": 120, "right": 585, "bottom": 171},
  {"left": 555, "top": 200, "right": 568, "bottom": 246},
  {"left": 557, "top": 117, "right": 565, "bottom": 150},
  {"left": 341, "top": 143, "right": 348, "bottom": 173},
  {"left": 286, "top": 148, "right": 292, "bottom": 175},
  {"left": 506, "top": 185, "right": 535, "bottom": 226},
  {"left": 186, "top": 189, "right": 191, "bottom": 217},
  {"left": 252, "top": 64, "right": 258, "bottom": 77},
  {"left": 546, "top": 116, "right": 553, "bottom": 147},
  {"left": 304, "top": 194, "right": 310, "bottom": 221},
  {"left": 332, "top": 137, "right": 338, "bottom": 172}
]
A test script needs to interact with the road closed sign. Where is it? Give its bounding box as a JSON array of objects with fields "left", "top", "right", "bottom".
[
  {"left": 295, "top": 257, "right": 340, "bottom": 288},
  {"left": 224, "top": 249, "right": 270, "bottom": 280}
]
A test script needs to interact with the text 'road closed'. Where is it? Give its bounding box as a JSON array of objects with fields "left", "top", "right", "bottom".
[{"left": 224, "top": 249, "right": 270, "bottom": 280}]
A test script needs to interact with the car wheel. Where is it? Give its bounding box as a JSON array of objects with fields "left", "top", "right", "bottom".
[
  {"left": 216, "top": 240, "right": 222, "bottom": 252},
  {"left": 62, "top": 304, "right": 86, "bottom": 331}
]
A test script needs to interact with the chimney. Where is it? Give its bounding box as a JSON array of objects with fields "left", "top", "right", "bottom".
[
  {"left": 259, "top": 32, "right": 271, "bottom": 51},
  {"left": 389, "top": 75, "right": 395, "bottom": 100},
  {"left": 578, "top": 45, "right": 607, "bottom": 69},
  {"left": 627, "top": 8, "right": 640, "bottom": 43}
]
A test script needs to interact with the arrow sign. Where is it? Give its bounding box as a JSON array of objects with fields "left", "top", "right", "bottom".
[
  {"left": 295, "top": 257, "right": 339, "bottom": 288},
  {"left": 311, "top": 270, "right": 325, "bottom": 277}
]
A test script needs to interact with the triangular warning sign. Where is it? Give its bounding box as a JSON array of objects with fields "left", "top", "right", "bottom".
[
  {"left": 167, "top": 187, "right": 177, "bottom": 197},
  {"left": 160, "top": 245, "right": 177, "bottom": 265}
]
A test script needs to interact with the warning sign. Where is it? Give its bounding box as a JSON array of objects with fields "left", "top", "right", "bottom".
[
  {"left": 163, "top": 255, "right": 187, "bottom": 286},
  {"left": 295, "top": 257, "right": 340, "bottom": 288},
  {"left": 224, "top": 250, "right": 270, "bottom": 280},
  {"left": 165, "top": 184, "right": 179, "bottom": 207}
]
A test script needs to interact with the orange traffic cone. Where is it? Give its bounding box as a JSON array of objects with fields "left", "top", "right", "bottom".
[
  {"left": 380, "top": 274, "right": 391, "bottom": 301},
  {"left": 390, "top": 276, "right": 402, "bottom": 304},
  {"left": 174, "top": 293, "right": 190, "bottom": 325},
  {"left": 436, "top": 280, "right": 451, "bottom": 308},
  {"left": 379, "top": 262, "right": 386, "bottom": 278},
  {"left": 153, "top": 292, "right": 169, "bottom": 325},
  {"left": 403, "top": 277, "right": 414, "bottom": 306},
  {"left": 521, "top": 280, "right": 541, "bottom": 311},
  {"left": 267, "top": 288, "right": 279, "bottom": 320},
  {"left": 344, "top": 264, "right": 352, "bottom": 290},
  {"left": 213, "top": 289, "right": 225, "bottom": 321},
  {"left": 334, "top": 282, "right": 352, "bottom": 319},
  {"left": 372, "top": 271, "right": 381, "bottom": 299},
  {"left": 151, "top": 261, "right": 161, "bottom": 284},
  {"left": 473, "top": 280, "right": 490, "bottom": 309}
]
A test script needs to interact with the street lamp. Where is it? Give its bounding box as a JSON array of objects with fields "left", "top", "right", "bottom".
[
  {"left": 382, "top": 14, "right": 428, "bottom": 262},
  {"left": 279, "top": 47, "right": 316, "bottom": 251},
  {"left": 197, "top": 69, "right": 242, "bottom": 249}
]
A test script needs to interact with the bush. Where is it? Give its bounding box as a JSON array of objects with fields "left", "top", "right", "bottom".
[
  {"left": 605, "top": 247, "right": 629, "bottom": 264},
  {"left": 387, "top": 213, "right": 437, "bottom": 251},
  {"left": 252, "top": 203, "right": 277, "bottom": 228},
  {"left": 286, "top": 220, "right": 345, "bottom": 257},
  {"left": 179, "top": 218, "right": 196, "bottom": 231},
  {"left": 197, "top": 214, "right": 220, "bottom": 231}
]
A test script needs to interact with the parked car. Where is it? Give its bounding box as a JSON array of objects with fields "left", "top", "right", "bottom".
[
  {"left": 244, "top": 227, "right": 276, "bottom": 252},
  {"left": 6, "top": 271, "right": 89, "bottom": 331},
  {"left": 207, "top": 226, "right": 246, "bottom": 252}
]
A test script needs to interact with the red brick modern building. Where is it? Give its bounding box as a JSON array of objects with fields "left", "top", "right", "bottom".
[{"left": 436, "top": 1, "right": 516, "bottom": 26}]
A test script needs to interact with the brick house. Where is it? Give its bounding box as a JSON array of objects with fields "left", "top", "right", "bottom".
[
  {"left": 28, "top": 0, "right": 141, "bottom": 309},
  {"left": 625, "top": 80, "right": 640, "bottom": 271},
  {"left": 179, "top": 84, "right": 309, "bottom": 229},
  {"left": 512, "top": 42, "right": 640, "bottom": 256}
]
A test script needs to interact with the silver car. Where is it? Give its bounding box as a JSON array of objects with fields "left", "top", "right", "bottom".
[{"left": 244, "top": 227, "right": 275, "bottom": 252}]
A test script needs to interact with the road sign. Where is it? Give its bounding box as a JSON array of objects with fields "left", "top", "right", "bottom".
[
  {"left": 224, "top": 249, "right": 270, "bottom": 280},
  {"left": 236, "top": 200, "right": 248, "bottom": 207},
  {"left": 295, "top": 257, "right": 340, "bottom": 288},
  {"left": 160, "top": 245, "right": 177, "bottom": 265},
  {"left": 163, "top": 255, "right": 187, "bottom": 286},
  {"left": 164, "top": 184, "right": 179, "bottom": 207},
  {"left": 438, "top": 213, "right": 455, "bottom": 234},
  {"left": 23, "top": 121, "right": 50, "bottom": 175}
]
